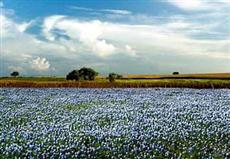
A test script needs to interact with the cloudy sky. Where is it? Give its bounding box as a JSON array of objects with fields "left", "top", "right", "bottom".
[{"left": 0, "top": 0, "right": 229, "bottom": 76}]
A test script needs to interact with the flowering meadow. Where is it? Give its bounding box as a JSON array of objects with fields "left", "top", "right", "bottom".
[{"left": 0, "top": 88, "right": 229, "bottom": 158}]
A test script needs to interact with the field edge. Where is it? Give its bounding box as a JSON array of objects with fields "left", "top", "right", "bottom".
[{"left": 0, "top": 79, "right": 229, "bottom": 89}]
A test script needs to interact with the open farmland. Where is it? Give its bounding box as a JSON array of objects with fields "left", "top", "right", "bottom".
[
  {"left": 124, "top": 73, "right": 230, "bottom": 80},
  {"left": 0, "top": 79, "right": 230, "bottom": 89},
  {"left": 0, "top": 88, "right": 229, "bottom": 158},
  {"left": 0, "top": 73, "right": 230, "bottom": 88}
]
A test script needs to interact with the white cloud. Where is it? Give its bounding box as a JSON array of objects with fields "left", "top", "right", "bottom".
[
  {"left": 1, "top": 14, "right": 16, "bottom": 37},
  {"left": 70, "top": 6, "right": 132, "bottom": 15},
  {"left": 17, "top": 20, "right": 35, "bottom": 32},
  {"left": 31, "top": 57, "right": 50, "bottom": 71},
  {"left": 21, "top": 54, "right": 32, "bottom": 59},
  {"left": 162, "top": 20, "right": 223, "bottom": 36},
  {"left": 42, "top": 15, "right": 230, "bottom": 60},
  {"left": 69, "top": 6, "right": 94, "bottom": 11},
  {"left": 167, "top": 0, "right": 230, "bottom": 11},
  {"left": 125, "top": 45, "right": 136, "bottom": 56},
  {"left": 43, "top": 16, "right": 116, "bottom": 57},
  {"left": 103, "top": 9, "right": 132, "bottom": 15},
  {"left": 43, "top": 15, "right": 66, "bottom": 41},
  {"left": 165, "top": 21, "right": 191, "bottom": 29},
  {"left": 1, "top": 10, "right": 229, "bottom": 75},
  {"left": 0, "top": 14, "right": 34, "bottom": 37},
  {"left": 168, "top": 0, "right": 206, "bottom": 10},
  {"left": 93, "top": 40, "right": 115, "bottom": 57},
  {"left": 8, "top": 66, "right": 23, "bottom": 72}
]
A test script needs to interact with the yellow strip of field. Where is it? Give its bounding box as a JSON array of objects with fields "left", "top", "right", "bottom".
[{"left": 124, "top": 73, "right": 230, "bottom": 79}]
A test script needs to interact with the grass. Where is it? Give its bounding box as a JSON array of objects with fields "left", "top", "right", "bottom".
[
  {"left": 64, "top": 103, "right": 91, "bottom": 111},
  {"left": 0, "top": 73, "right": 230, "bottom": 88},
  {"left": 97, "top": 117, "right": 111, "bottom": 127},
  {"left": 0, "top": 76, "right": 66, "bottom": 81},
  {"left": 124, "top": 73, "right": 230, "bottom": 80}
]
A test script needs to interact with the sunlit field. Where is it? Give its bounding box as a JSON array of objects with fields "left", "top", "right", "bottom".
[
  {"left": 0, "top": 88, "right": 229, "bottom": 158},
  {"left": 0, "top": 78, "right": 230, "bottom": 88}
]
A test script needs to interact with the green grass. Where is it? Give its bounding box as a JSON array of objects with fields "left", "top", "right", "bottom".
[
  {"left": 0, "top": 96, "right": 4, "bottom": 102},
  {"left": 0, "top": 76, "right": 66, "bottom": 81},
  {"left": 96, "top": 117, "right": 111, "bottom": 127},
  {"left": 64, "top": 103, "right": 92, "bottom": 111}
]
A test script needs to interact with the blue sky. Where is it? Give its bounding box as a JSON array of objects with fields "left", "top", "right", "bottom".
[{"left": 0, "top": 0, "right": 229, "bottom": 76}]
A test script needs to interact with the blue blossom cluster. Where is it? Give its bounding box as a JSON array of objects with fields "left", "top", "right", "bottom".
[{"left": 0, "top": 88, "right": 229, "bottom": 158}]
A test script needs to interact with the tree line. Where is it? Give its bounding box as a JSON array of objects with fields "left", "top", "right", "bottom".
[
  {"left": 9, "top": 68, "right": 123, "bottom": 82},
  {"left": 66, "top": 67, "right": 122, "bottom": 82},
  {"left": 10, "top": 68, "right": 180, "bottom": 82}
]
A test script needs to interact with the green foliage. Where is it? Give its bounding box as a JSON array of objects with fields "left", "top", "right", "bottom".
[
  {"left": 97, "top": 117, "right": 111, "bottom": 127},
  {"left": 173, "top": 72, "right": 179, "bottom": 75},
  {"left": 65, "top": 103, "right": 91, "bottom": 111},
  {"left": 66, "top": 67, "right": 98, "bottom": 81},
  {"left": 108, "top": 73, "right": 123, "bottom": 82},
  {"left": 79, "top": 67, "right": 98, "bottom": 81},
  {"left": 109, "top": 73, "right": 116, "bottom": 82},
  {"left": 66, "top": 70, "right": 80, "bottom": 81},
  {"left": 10, "top": 71, "right": 19, "bottom": 77}
]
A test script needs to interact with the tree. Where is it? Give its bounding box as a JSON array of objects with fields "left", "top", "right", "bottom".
[
  {"left": 66, "top": 67, "right": 98, "bottom": 81},
  {"left": 173, "top": 72, "right": 179, "bottom": 75},
  {"left": 66, "top": 70, "right": 80, "bottom": 81},
  {"left": 117, "top": 74, "right": 123, "bottom": 79},
  {"left": 11, "top": 71, "right": 19, "bottom": 77},
  {"left": 108, "top": 73, "right": 116, "bottom": 82},
  {"left": 108, "top": 73, "right": 123, "bottom": 82},
  {"left": 78, "top": 67, "right": 98, "bottom": 81}
]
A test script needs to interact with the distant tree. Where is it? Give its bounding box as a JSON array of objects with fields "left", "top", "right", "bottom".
[
  {"left": 108, "top": 73, "right": 116, "bottom": 82},
  {"left": 11, "top": 71, "right": 19, "bottom": 77},
  {"left": 108, "top": 73, "right": 123, "bottom": 82},
  {"left": 117, "top": 74, "right": 123, "bottom": 79},
  {"left": 66, "top": 70, "right": 80, "bottom": 81},
  {"left": 173, "top": 72, "right": 179, "bottom": 75},
  {"left": 66, "top": 67, "right": 98, "bottom": 81},
  {"left": 78, "top": 67, "right": 98, "bottom": 81}
]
